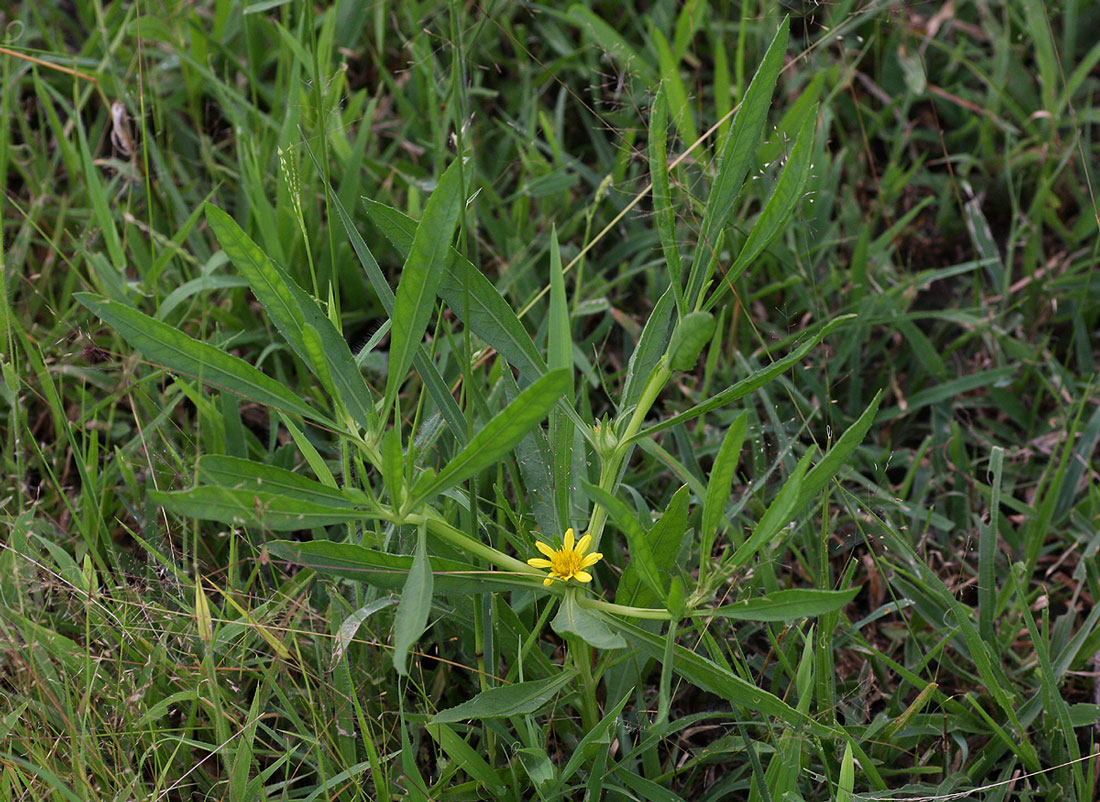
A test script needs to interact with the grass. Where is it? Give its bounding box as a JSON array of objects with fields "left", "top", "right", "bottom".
[{"left": 2, "top": 0, "right": 1099, "bottom": 800}]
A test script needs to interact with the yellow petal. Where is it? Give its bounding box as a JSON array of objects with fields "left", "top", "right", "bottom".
[
  {"left": 581, "top": 552, "right": 602, "bottom": 568},
  {"left": 575, "top": 533, "right": 592, "bottom": 554},
  {"left": 543, "top": 576, "right": 555, "bottom": 586},
  {"left": 563, "top": 528, "right": 575, "bottom": 551},
  {"left": 527, "top": 558, "right": 552, "bottom": 568},
  {"left": 573, "top": 571, "right": 592, "bottom": 583},
  {"left": 535, "top": 541, "right": 556, "bottom": 558}
]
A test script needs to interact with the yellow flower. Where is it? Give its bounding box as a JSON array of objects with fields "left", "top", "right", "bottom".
[{"left": 528, "top": 528, "right": 603, "bottom": 586}]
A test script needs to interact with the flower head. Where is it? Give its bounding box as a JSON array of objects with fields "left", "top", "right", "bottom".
[{"left": 528, "top": 528, "right": 603, "bottom": 587}]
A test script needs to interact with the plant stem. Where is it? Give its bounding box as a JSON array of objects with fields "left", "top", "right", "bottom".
[{"left": 587, "top": 357, "right": 672, "bottom": 551}]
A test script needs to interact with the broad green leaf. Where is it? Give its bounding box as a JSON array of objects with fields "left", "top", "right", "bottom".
[
  {"left": 74, "top": 293, "right": 328, "bottom": 426},
  {"left": 634, "top": 315, "right": 852, "bottom": 440},
  {"left": 386, "top": 158, "right": 465, "bottom": 408},
  {"left": 552, "top": 593, "right": 627, "bottom": 650},
  {"left": 362, "top": 199, "right": 547, "bottom": 380},
  {"left": 411, "top": 369, "right": 570, "bottom": 506},
  {"left": 197, "top": 455, "right": 367, "bottom": 506},
  {"left": 704, "top": 102, "right": 818, "bottom": 311},
  {"left": 151, "top": 486, "right": 366, "bottom": 530},
  {"left": 668, "top": 310, "right": 716, "bottom": 370},
  {"left": 431, "top": 669, "right": 577, "bottom": 723},
  {"left": 393, "top": 525, "right": 432, "bottom": 675},
  {"left": 729, "top": 450, "right": 811, "bottom": 569},
  {"left": 684, "top": 17, "right": 789, "bottom": 308},
  {"left": 708, "top": 588, "right": 859, "bottom": 621},
  {"left": 266, "top": 541, "right": 541, "bottom": 594}
]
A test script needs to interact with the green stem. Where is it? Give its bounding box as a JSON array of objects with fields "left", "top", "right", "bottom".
[
  {"left": 412, "top": 511, "right": 543, "bottom": 576},
  {"left": 580, "top": 596, "right": 671, "bottom": 620},
  {"left": 587, "top": 357, "right": 672, "bottom": 551}
]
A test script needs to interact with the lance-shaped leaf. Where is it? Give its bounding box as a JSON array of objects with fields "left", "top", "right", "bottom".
[
  {"left": 386, "top": 158, "right": 465, "bottom": 408},
  {"left": 75, "top": 293, "right": 330, "bottom": 426},
  {"left": 708, "top": 588, "right": 860, "bottom": 621},
  {"left": 410, "top": 369, "right": 570, "bottom": 506},
  {"left": 151, "top": 486, "right": 366, "bottom": 531},
  {"left": 266, "top": 540, "right": 543, "bottom": 594},
  {"left": 431, "top": 669, "right": 578, "bottom": 723},
  {"left": 684, "top": 17, "right": 789, "bottom": 308},
  {"left": 363, "top": 198, "right": 547, "bottom": 380},
  {"left": 393, "top": 525, "right": 432, "bottom": 675}
]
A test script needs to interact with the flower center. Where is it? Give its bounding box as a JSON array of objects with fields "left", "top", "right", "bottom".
[{"left": 551, "top": 549, "right": 582, "bottom": 577}]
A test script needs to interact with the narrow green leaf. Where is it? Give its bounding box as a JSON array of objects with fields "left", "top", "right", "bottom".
[
  {"left": 74, "top": 293, "right": 328, "bottom": 426},
  {"left": 701, "top": 411, "right": 748, "bottom": 570},
  {"left": 836, "top": 742, "right": 854, "bottom": 802},
  {"left": 386, "top": 158, "right": 465, "bottom": 407},
  {"left": 979, "top": 446, "right": 1004, "bottom": 642},
  {"left": 708, "top": 588, "right": 859, "bottom": 621},
  {"left": 425, "top": 724, "right": 506, "bottom": 797},
  {"left": 552, "top": 593, "right": 627, "bottom": 650},
  {"left": 362, "top": 199, "right": 547, "bottom": 380},
  {"left": 318, "top": 146, "right": 466, "bottom": 440},
  {"left": 875, "top": 366, "right": 1015, "bottom": 422},
  {"left": 648, "top": 91, "right": 683, "bottom": 313},
  {"left": 729, "top": 451, "right": 811, "bottom": 569},
  {"left": 704, "top": 103, "right": 818, "bottom": 311},
  {"left": 393, "top": 525, "right": 433, "bottom": 675},
  {"left": 266, "top": 540, "right": 542, "bottom": 594},
  {"left": 582, "top": 481, "right": 663, "bottom": 601},
  {"left": 205, "top": 203, "right": 306, "bottom": 356},
  {"left": 651, "top": 27, "right": 697, "bottom": 146},
  {"left": 635, "top": 315, "right": 852, "bottom": 440},
  {"left": 197, "top": 455, "right": 365, "bottom": 506},
  {"left": 566, "top": 5, "right": 655, "bottom": 82},
  {"left": 151, "top": 486, "right": 366, "bottom": 530},
  {"left": 431, "top": 670, "right": 577, "bottom": 723},
  {"left": 604, "top": 615, "right": 829, "bottom": 735},
  {"left": 547, "top": 226, "right": 572, "bottom": 384},
  {"left": 621, "top": 287, "right": 675, "bottom": 414},
  {"left": 411, "top": 369, "right": 570, "bottom": 505},
  {"left": 685, "top": 17, "right": 789, "bottom": 308},
  {"left": 797, "top": 389, "right": 882, "bottom": 508}
]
